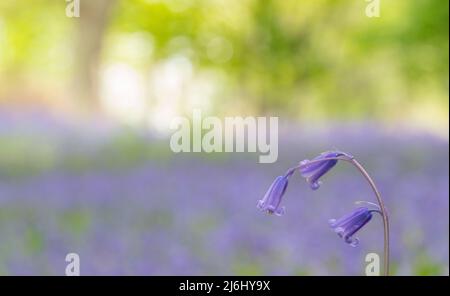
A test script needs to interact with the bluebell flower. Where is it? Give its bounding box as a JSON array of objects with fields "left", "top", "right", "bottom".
[
  {"left": 257, "top": 173, "right": 291, "bottom": 216},
  {"left": 328, "top": 206, "right": 379, "bottom": 247},
  {"left": 299, "top": 151, "right": 352, "bottom": 190}
]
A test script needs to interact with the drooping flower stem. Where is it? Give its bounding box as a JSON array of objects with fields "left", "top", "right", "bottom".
[
  {"left": 347, "top": 158, "right": 389, "bottom": 276},
  {"left": 297, "top": 155, "right": 390, "bottom": 276}
]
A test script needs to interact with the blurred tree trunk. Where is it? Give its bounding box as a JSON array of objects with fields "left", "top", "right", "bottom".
[{"left": 73, "top": 0, "right": 116, "bottom": 112}]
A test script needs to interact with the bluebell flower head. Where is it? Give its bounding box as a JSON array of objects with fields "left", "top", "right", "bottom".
[
  {"left": 328, "top": 206, "right": 378, "bottom": 247},
  {"left": 257, "top": 174, "right": 290, "bottom": 216},
  {"left": 299, "top": 151, "right": 352, "bottom": 190}
]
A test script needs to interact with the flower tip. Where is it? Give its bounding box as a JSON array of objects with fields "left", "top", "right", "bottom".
[
  {"left": 274, "top": 206, "right": 285, "bottom": 216},
  {"left": 347, "top": 237, "right": 360, "bottom": 247},
  {"left": 256, "top": 200, "right": 264, "bottom": 210},
  {"left": 334, "top": 227, "right": 345, "bottom": 237},
  {"left": 309, "top": 181, "right": 321, "bottom": 190}
]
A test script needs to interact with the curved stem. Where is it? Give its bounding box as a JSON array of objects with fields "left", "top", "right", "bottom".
[
  {"left": 297, "top": 156, "right": 390, "bottom": 276},
  {"left": 348, "top": 158, "right": 389, "bottom": 276}
]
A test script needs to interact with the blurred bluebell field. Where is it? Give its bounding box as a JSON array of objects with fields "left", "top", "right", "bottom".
[
  {"left": 0, "top": 0, "right": 448, "bottom": 275},
  {"left": 0, "top": 110, "right": 447, "bottom": 275}
]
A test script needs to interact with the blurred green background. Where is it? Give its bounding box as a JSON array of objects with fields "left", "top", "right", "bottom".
[{"left": 0, "top": 0, "right": 448, "bottom": 134}]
